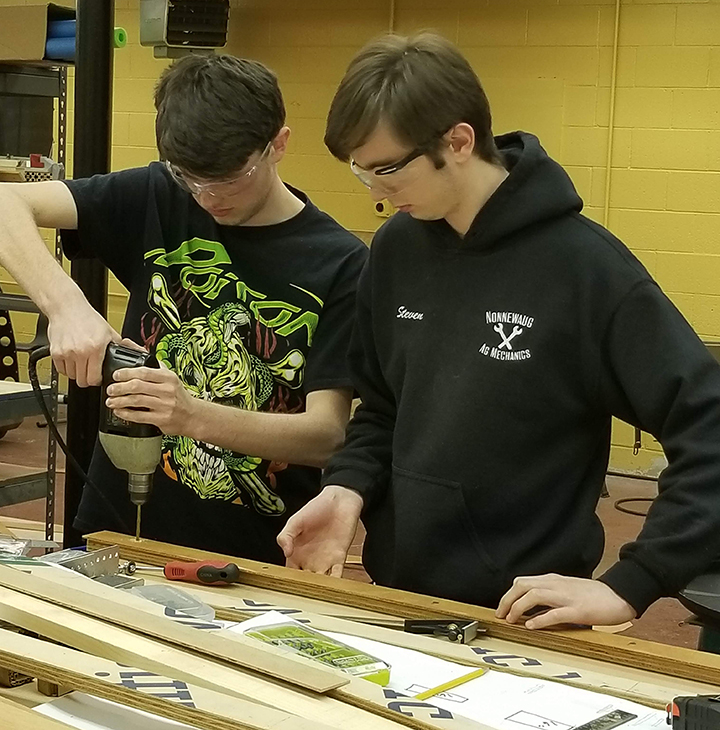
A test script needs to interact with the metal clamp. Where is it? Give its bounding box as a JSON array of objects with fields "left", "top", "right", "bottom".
[{"left": 403, "top": 619, "right": 484, "bottom": 644}]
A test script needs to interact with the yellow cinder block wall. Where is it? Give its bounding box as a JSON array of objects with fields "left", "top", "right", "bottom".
[{"left": 3, "top": 0, "right": 720, "bottom": 476}]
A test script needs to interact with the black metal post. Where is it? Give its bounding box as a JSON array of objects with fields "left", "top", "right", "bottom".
[{"left": 63, "top": 0, "right": 114, "bottom": 548}]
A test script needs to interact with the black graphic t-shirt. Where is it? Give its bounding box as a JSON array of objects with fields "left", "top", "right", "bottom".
[{"left": 61, "top": 163, "right": 367, "bottom": 562}]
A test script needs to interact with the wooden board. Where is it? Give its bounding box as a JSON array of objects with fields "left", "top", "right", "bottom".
[
  {"left": 0, "top": 586, "right": 487, "bottom": 730},
  {"left": 139, "top": 574, "right": 717, "bottom": 707},
  {"left": 0, "top": 628, "right": 333, "bottom": 730},
  {"left": 88, "top": 531, "right": 720, "bottom": 688},
  {"left": 0, "top": 515, "right": 63, "bottom": 543},
  {"left": 135, "top": 572, "right": 403, "bottom": 625},
  {"left": 0, "top": 694, "right": 79, "bottom": 730},
  {"left": 36, "top": 555, "right": 401, "bottom": 625},
  {"left": 0, "top": 586, "right": 401, "bottom": 730},
  {"left": 15, "top": 559, "right": 441, "bottom": 730},
  {"left": 3, "top": 568, "right": 478, "bottom": 730},
  {"left": 148, "top": 576, "right": 717, "bottom": 709},
  {"left": 0, "top": 562, "right": 347, "bottom": 694},
  {"left": 0, "top": 381, "right": 33, "bottom": 394}
]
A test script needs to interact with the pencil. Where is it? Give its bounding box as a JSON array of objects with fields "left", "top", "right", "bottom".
[{"left": 413, "top": 667, "right": 488, "bottom": 701}]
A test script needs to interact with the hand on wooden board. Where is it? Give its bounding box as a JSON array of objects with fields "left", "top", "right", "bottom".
[{"left": 495, "top": 573, "right": 637, "bottom": 630}]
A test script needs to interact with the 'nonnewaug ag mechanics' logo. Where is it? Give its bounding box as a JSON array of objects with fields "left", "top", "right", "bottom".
[{"left": 479, "top": 311, "right": 533, "bottom": 361}]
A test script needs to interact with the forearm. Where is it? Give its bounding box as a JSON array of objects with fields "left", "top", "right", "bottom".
[
  {"left": 0, "top": 187, "right": 83, "bottom": 316},
  {"left": 321, "top": 403, "right": 395, "bottom": 500},
  {"left": 601, "top": 281, "right": 720, "bottom": 612},
  {"left": 324, "top": 265, "right": 396, "bottom": 501},
  {"left": 187, "top": 399, "right": 347, "bottom": 468}
]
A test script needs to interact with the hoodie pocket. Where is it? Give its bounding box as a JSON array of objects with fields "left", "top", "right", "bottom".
[{"left": 364, "top": 465, "right": 500, "bottom": 604}]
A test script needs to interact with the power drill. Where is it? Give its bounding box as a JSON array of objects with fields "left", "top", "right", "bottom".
[
  {"left": 668, "top": 696, "right": 720, "bottom": 730},
  {"left": 99, "top": 343, "right": 162, "bottom": 540}
]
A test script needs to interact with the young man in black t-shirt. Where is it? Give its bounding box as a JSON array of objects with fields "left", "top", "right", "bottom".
[{"left": 0, "top": 55, "right": 367, "bottom": 561}]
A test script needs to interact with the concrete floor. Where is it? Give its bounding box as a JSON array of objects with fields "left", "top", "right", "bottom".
[{"left": 0, "top": 418, "right": 701, "bottom": 650}]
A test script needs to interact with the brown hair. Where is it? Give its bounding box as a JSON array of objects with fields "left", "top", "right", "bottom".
[
  {"left": 325, "top": 33, "right": 502, "bottom": 168},
  {"left": 155, "top": 54, "right": 285, "bottom": 178}
]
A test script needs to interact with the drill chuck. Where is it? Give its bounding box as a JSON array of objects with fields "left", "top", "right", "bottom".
[
  {"left": 128, "top": 473, "right": 154, "bottom": 507},
  {"left": 98, "top": 430, "right": 163, "bottom": 506}
]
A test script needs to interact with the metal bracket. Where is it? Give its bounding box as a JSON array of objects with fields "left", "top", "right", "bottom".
[
  {"left": 43, "top": 545, "right": 119, "bottom": 578},
  {"left": 403, "top": 619, "right": 484, "bottom": 644}
]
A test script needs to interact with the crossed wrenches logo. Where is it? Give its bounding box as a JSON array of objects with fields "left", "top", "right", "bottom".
[{"left": 494, "top": 323, "right": 523, "bottom": 350}]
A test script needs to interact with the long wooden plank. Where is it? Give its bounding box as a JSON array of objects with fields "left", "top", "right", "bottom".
[
  {"left": 0, "top": 586, "right": 487, "bottom": 730},
  {"left": 157, "top": 577, "right": 717, "bottom": 709},
  {"left": 148, "top": 577, "right": 401, "bottom": 624},
  {"left": 0, "top": 519, "right": 16, "bottom": 537},
  {"left": 144, "top": 575, "right": 717, "bottom": 707},
  {"left": 28, "top": 560, "right": 692, "bottom": 719},
  {"left": 0, "top": 562, "right": 346, "bottom": 694},
  {"left": 0, "top": 694, "right": 79, "bottom": 730},
  {"left": 0, "top": 628, "right": 331, "bottom": 730},
  {"left": 0, "top": 516, "right": 63, "bottom": 543},
  {"left": 2, "top": 565, "right": 484, "bottom": 729},
  {"left": 0, "top": 567, "right": 484, "bottom": 730},
  {"left": 29, "top": 555, "right": 400, "bottom": 625},
  {"left": 88, "top": 531, "right": 720, "bottom": 688},
  {"left": 0, "top": 586, "right": 401, "bottom": 730}
]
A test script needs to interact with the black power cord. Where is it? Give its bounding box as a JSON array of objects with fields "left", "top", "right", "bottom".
[
  {"left": 606, "top": 468, "right": 657, "bottom": 517},
  {"left": 613, "top": 497, "right": 651, "bottom": 518},
  {"left": 28, "top": 345, "right": 132, "bottom": 533}
]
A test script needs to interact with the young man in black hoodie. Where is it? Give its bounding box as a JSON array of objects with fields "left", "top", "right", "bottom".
[{"left": 277, "top": 33, "right": 720, "bottom": 629}]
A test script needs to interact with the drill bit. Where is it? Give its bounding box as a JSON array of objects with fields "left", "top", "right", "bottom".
[{"left": 135, "top": 505, "right": 142, "bottom": 541}]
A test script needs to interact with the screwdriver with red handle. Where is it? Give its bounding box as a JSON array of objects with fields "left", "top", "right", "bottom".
[{"left": 137, "top": 560, "right": 241, "bottom": 585}]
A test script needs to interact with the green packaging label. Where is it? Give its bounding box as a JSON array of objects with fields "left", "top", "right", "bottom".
[{"left": 245, "top": 622, "right": 391, "bottom": 686}]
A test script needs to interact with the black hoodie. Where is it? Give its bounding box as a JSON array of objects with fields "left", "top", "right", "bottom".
[{"left": 322, "top": 132, "right": 720, "bottom": 615}]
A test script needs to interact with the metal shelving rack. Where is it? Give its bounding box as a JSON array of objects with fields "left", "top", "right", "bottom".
[{"left": 0, "top": 63, "right": 67, "bottom": 543}]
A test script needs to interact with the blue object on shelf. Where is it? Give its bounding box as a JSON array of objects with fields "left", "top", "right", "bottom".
[
  {"left": 45, "top": 37, "right": 75, "bottom": 62},
  {"left": 47, "top": 19, "right": 76, "bottom": 39}
]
